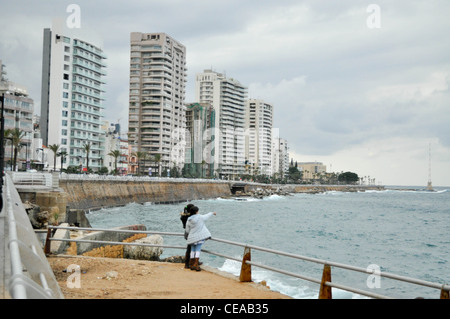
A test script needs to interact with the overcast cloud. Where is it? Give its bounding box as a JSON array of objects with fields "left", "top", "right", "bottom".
[{"left": 1, "top": 0, "right": 449, "bottom": 186}]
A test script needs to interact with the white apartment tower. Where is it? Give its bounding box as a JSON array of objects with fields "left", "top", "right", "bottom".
[
  {"left": 195, "top": 69, "right": 247, "bottom": 179},
  {"left": 40, "top": 21, "right": 107, "bottom": 171},
  {"left": 128, "top": 32, "right": 187, "bottom": 175},
  {"left": 272, "top": 137, "right": 289, "bottom": 178},
  {"left": 245, "top": 99, "right": 273, "bottom": 176}
]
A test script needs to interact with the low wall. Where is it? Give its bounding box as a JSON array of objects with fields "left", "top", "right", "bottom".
[{"left": 59, "top": 179, "right": 232, "bottom": 210}]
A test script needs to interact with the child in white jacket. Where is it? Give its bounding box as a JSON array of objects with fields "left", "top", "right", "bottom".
[{"left": 185, "top": 206, "right": 217, "bottom": 271}]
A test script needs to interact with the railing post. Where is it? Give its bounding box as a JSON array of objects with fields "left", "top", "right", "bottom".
[
  {"left": 239, "top": 246, "right": 252, "bottom": 282},
  {"left": 440, "top": 286, "right": 449, "bottom": 299},
  {"left": 44, "top": 227, "right": 52, "bottom": 255},
  {"left": 319, "top": 264, "right": 332, "bottom": 299}
]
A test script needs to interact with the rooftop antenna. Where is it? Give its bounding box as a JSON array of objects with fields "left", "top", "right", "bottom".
[{"left": 426, "top": 142, "right": 434, "bottom": 191}]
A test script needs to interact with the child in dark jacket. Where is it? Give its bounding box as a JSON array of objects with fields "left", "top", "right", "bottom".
[{"left": 180, "top": 204, "right": 194, "bottom": 268}]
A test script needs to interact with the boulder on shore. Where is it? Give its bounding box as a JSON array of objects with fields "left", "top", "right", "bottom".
[
  {"left": 123, "top": 235, "right": 164, "bottom": 261},
  {"left": 247, "top": 187, "right": 291, "bottom": 199},
  {"left": 23, "top": 201, "right": 49, "bottom": 229}
]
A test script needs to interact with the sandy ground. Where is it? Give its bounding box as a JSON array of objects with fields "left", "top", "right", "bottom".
[{"left": 47, "top": 255, "right": 292, "bottom": 299}]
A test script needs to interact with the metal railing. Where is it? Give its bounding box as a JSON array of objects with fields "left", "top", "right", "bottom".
[
  {"left": 45, "top": 225, "right": 450, "bottom": 299},
  {"left": 9, "top": 172, "right": 53, "bottom": 188},
  {"left": 3, "top": 174, "right": 64, "bottom": 299}
]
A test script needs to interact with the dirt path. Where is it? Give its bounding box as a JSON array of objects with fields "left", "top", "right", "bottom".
[{"left": 48, "top": 255, "right": 292, "bottom": 299}]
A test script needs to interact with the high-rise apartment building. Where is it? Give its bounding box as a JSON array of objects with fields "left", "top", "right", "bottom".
[
  {"left": 195, "top": 69, "right": 247, "bottom": 179},
  {"left": 184, "top": 102, "right": 215, "bottom": 177},
  {"left": 272, "top": 137, "right": 289, "bottom": 178},
  {"left": 40, "top": 20, "right": 107, "bottom": 171},
  {"left": 128, "top": 32, "right": 187, "bottom": 175},
  {"left": 245, "top": 99, "right": 273, "bottom": 176}
]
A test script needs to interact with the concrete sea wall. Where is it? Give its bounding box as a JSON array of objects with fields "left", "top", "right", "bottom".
[
  {"left": 59, "top": 179, "right": 232, "bottom": 210},
  {"left": 59, "top": 178, "right": 384, "bottom": 211}
]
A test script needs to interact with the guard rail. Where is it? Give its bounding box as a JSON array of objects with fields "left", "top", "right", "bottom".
[{"left": 45, "top": 225, "right": 449, "bottom": 299}]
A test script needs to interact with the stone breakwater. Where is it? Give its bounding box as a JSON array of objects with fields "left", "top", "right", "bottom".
[
  {"left": 59, "top": 179, "right": 233, "bottom": 210},
  {"left": 243, "top": 184, "right": 385, "bottom": 199}
]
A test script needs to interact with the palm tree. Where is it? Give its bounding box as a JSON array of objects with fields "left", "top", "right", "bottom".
[
  {"left": 108, "top": 150, "right": 121, "bottom": 175},
  {"left": 49, "top": 144, "right": 60, "bottom": 171},
  {"left": 83, "top": 142, "right": 91, "bottom": 172},
  {"left": 10, "top": 128, "right": 26, "bottom": 171},
  {"left": 201, "top": 160, "right": 207, "bottom": 178},
  {"left": 132, "top": 151, "right": 146, "bottom": 175},
  {"left": 4, "top": 128, "right": 13, "bottom": 169},
  {"left": 153, "top": 153, "right": 161, "bottom": 177},
  {"left": 57, "top": 151, "right": 67, "bottom": 172},
  {"left": 141, "top": 152, "right": 148, "bottom": 175}
]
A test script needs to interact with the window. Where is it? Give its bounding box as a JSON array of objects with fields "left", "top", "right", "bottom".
[{"left": 63, "top": 74, "right": 69, "bottom": 80}]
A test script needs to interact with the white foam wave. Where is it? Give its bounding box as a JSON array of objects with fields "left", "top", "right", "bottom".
[
  {"left": 217, "top": 259, "right": 369, "bottom": 299},
  {"left": 263, "top": 194, "right": 285, "bottom": 200},
  {"left": 217, "top": 259, "right": 314, "bottom": 299}
]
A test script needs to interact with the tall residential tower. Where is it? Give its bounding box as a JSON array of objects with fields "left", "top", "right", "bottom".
[
  {"left": 245, "top": 99, "right": 273, "bottom": 176},
  {"left": 40, "top": 20, "right": 107, "bottom": 171},
  {"left": 128, "top": 32, "right": 187, "bottom": 175},
  {"left": 195, "top": 69, "right": 247, "bottom": 179}
]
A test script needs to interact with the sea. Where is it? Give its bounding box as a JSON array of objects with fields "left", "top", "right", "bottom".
[{"left": 86, "top": 186, "right": 449, "bottom": 299}]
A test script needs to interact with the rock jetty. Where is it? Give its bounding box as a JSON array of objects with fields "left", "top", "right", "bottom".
[{"left": 241, "top": 184, "right": 384, "bottom": 199}]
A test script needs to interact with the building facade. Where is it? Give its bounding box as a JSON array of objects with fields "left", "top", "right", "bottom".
[
  {"left": 298, "top": 162, "right": 327, "bottom": 182},
  {"left": 245, "top": 99, "right": 273, "bottom": 176},
  {"left": 40, "top": 21, "right": 106, "bottom": 172},
  {"left": 184, "top": 102, "right": 215, "bottom": 177},
  {"left": 195, "top": 69, "right": 247, "bottom": 179},
  {"left": 101, "top": 121, "right": 129, "bottom": 175},
  {"left": 0, "top": 60, "right": 34, "bottom": 170},
  {"left": 128, "top": 32, "right": 187, "bottom": 175},
  {"left": 272, "top": 137, "right": 289, "bottom": 178}
]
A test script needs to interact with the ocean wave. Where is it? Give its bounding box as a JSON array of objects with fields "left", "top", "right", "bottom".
[
  {"left": 218, "top": 259, "right": 313, "bottom": 299},
  {"left": 217, "top": 258, "right": 367, "bottom": 299},
  {"left": 214, "top": 194, "right": 286, "bottom": 202}
]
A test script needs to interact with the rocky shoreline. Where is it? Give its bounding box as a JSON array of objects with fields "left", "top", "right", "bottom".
[{"left": 237, "top": 184, "right": 385, "bottom": 199}]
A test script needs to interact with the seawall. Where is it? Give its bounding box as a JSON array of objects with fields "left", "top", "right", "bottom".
[
  {"left": 59, "top": 179, "right": 232, "bottom": 210},
  {"left": 59, "top": 178, "right": 384, "bottom": 211}
]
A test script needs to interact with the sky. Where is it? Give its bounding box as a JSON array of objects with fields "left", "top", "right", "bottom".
[{"left": 0, "top": 0, "right": 449, "bottom": 186}]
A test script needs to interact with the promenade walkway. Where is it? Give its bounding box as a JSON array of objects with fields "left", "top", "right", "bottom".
[{"left": 47, "top": 255, "right": 292, "bottom": 299}]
